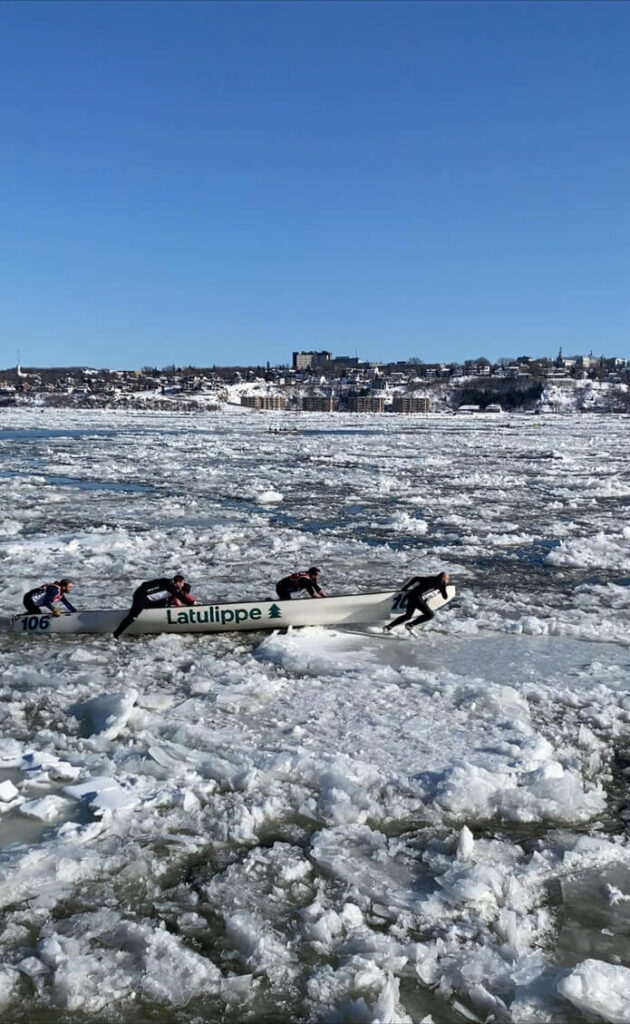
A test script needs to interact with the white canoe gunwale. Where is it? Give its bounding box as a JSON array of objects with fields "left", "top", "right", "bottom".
[{"left": 12, "top": 585, "right": 456, "bottom": 637}]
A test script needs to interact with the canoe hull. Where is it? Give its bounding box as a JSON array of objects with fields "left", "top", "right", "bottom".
[{"left": 11, "top": 585, "right": 456, "bottom": 637}]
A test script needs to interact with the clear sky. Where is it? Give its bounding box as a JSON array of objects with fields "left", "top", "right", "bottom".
[{"left": 1, "top": 0, "right": 629, "bottom": 370}]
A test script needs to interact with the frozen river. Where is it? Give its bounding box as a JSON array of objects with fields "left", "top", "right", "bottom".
[{"left": 0, "top": 407, "right": 629, "bottom": 1023}]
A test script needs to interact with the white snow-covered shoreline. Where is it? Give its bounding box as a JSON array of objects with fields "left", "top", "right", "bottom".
[
  {"left": 0, "top": 408, "right": 629, "bottom": 1023},
  {"left": 4, "top": 370, "right": 630, "bottom": 416}
]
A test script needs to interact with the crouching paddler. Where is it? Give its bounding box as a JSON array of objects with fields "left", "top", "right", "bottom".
[
  {"left": 23, "top": 579, "right": 77, "bottom": 617},
  {"left": 384, "top": 571, "right": 450, "bottom": 634},
  {"left": 276, "top": 567, "right": 326, "bottom": 600},
  {"left": 113, "top": 574, "right": 197, "bottom": 638}
]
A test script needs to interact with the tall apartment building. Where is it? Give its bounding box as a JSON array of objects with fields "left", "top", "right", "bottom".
[
  {"left": 392, "top": 394, "right": 430, "bottom": 414},
  {"left": 347, "top": 395, "right": 385, "bottom": 413},
  {"left": 292, "top": 351, "right": 332, "bottom": 371},
  {"left": 301, "top": 395, "right": 337, "bottom": 412},
  {"left": 240, "top": 394, "right": 287, "bottom": 410}
]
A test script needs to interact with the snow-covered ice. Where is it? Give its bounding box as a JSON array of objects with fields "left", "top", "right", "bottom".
[{"left": 1, "top": 407, "right": 629, "bottom": 1023}]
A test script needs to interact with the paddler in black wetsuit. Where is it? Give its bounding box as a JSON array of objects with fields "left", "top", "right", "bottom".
[
  {"left": 113, "top": 575, "right": 196, "bottom": 638},
  {"left": 384, "top": 572, "right": 450, "bottom": 633},
  {"left": 276, "top": 567, "right": 326, "bottom": 600}
]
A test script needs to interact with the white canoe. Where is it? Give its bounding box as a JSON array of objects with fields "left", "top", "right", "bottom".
[{"left": 11, "top": 585, "right": 455, "bottom": 638}]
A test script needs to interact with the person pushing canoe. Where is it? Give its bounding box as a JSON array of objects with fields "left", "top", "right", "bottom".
[
  {"left": 276, "top": 567, "right": 326, "bottom": 600},
  {"left": 384, "top": 572, "right": 450, "bottom": 633},
  {"left": 113, "top": 575, "right": 197, "bottom": 638},
  {"left": 23, "top": 579, "right": 76, "bottom": 617}
]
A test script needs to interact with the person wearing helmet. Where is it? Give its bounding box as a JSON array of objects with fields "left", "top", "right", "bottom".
[
  {"left": 23, "top": 579, "right": 76, "bottom": 617},
  {"left": 276, "top": 567, "right": 326, "bottom": 600},
  {"left": 384, "top": 571, "right": 450, "bottom": 633},
  {"left": 113, "top": 574, "right": 196, "bottom": 638}
]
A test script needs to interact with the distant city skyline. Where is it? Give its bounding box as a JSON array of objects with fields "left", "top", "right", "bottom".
[
  {"left": 2, "top": 1, "right": 629, "bottom": 370},
  {"left": 4, "top": 344, "right": 627, "bottom": 376}
]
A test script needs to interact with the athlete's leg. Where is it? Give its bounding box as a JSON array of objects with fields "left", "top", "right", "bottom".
[
  {"left": 408, "top": 596, "right": 434, "bottom": 628},
  {"left": 113, "top": 597, "right": 147, "bottom": 638},
  {"left": 23, "top": 596, "right": 39, "bottom": 613},
  {"left": 384, "top": 594, "right": 418, "bottom": 631}
]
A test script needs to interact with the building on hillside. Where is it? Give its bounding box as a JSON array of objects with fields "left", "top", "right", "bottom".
[
  {"left": 392, "top": 394, "right": 430, "bottom": 414},
  {"left": 463, "top": 361, "right": 491, "bottom": 376},
  {"left": 240, "top": 394, "right": 287, "bottom": 410},
  {"left": 292, "top": 351, "right": 332, "bottom": 370},
  {"left": 577, "top": 355, "right": 598, "bottom": 370},
  {"left": 0, "top": 385, "right": 17, "bottom": 407},
  {"left": 365, "top": 363, "right": 384, "bottom": 378},
  {"left": 301, "top": 394, "right": 337, "bottom": 412},
  {"left": 332, "top": 356, "right": 361, "bottom": 369},
  {"left": 347, "top": 395, "right": 385, "bottom": 413}
]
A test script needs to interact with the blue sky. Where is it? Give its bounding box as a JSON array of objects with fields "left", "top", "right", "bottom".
[{"left": 1, "top": 1, "right": 628, "bottom": 369}]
